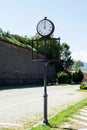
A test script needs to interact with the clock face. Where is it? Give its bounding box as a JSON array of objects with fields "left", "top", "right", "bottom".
[{"left": 37, "top": 18, "right": 54, "bottom": 37}]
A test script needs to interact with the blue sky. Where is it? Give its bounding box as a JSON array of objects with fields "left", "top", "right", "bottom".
[{"left": 0, "top": 0, "right": 87, "bottom": 62}]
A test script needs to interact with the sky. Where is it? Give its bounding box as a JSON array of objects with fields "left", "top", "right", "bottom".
[{"left": 0, "top": 0, "right": 87, "bottom": 62}]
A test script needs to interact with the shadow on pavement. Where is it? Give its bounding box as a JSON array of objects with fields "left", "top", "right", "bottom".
[{"left": 0, "top": 84, "right": 43, "bottom": 90}]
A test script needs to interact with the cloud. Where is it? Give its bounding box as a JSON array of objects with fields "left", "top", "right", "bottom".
[{"left": 71, "top": 51, "right": 87, "bottom": 62}]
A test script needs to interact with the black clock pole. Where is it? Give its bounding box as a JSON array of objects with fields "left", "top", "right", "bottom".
[
  {"left": 43, "top": 39, "right": 48, "bottom": 125},
  {"left": 36, "top": 17, "right": 56, "bottom": 125}
]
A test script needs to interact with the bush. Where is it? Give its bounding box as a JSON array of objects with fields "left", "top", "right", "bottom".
[
  {"left": 72, "top": 69, "right": 84, "bottom": 84},
  {"left": 80, "top": 80, "right": 87, "bottom": 89},
  {"left": 57, "top": 71, "right": 72, "bottom": 84},
  {"left": 80, "top": 84, "right": 87, "bottom": 89}
]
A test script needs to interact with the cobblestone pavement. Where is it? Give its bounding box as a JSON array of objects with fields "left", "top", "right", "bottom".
[{"left": 60, "top": 106, "right": 87, "bottom": 130}]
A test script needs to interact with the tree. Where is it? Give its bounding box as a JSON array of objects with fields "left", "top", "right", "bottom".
[
  {"left": 6, "top": 31, "right": 11, "bottom": 37},
  {"left": 72, "top": 69, "right": 84, "bottom": 83},
  {"left": 0, "top": 28, "right": 11, "bottom": 37},
  {"left": 30, "top": 35, "right": 61, "bottom": 74},
  {"left": 31, "top": 35, "right": 61, "bottom": 61},
  {"left": 72, "top": 60, "right": 84, "bottom": 70},
  {"left": 61, "top": 43, "right": 74, "bottom": 70},
  {"left": 0, "top": 28, "right": 3, "bottom": 35}
]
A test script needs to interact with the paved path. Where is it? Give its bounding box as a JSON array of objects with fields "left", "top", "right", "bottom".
[
  {"left": 0, "top": 85, "right": 87, "bottom": 129},
  {"left": 60, "top": 106, "right": 87, "bottom": 130}
]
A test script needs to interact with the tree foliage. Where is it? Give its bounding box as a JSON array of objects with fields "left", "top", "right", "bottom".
[
  {"left": 0, "top": 28, "right": 11, "bottom": 36},
  {"left": 31, "top": 35, "right": 61, "bottom": 61},
  {"left": 61, "top": 43, "right": 74, "bottom": 70},
  {"left": 72, "top": 60, "right": 84, "bottom": 70},
  {"left": 72, "top": 69, "right": 84, "bottom": 83},
  {"left": 57, "top": 70, "right": 72, "bottom": 84}
]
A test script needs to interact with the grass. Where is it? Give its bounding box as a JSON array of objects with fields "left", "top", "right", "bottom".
[
  {"left": 79, "top": 89, "right": 87, "bottom": 92},
  {"left": 30, "top": 97, "right": 87, "bottom": 130},
  {"left": 0, "top": 35, "right": 34, "bottom": 51}
]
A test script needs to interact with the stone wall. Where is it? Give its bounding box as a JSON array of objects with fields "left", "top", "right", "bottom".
[{"left": 0, "top": 41, "right": 56, "bottom": 85}]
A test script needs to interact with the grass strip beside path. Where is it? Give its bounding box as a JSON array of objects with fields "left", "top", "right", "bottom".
[{"left": 30, "top": 97, "right": 87, "bottom": 130}]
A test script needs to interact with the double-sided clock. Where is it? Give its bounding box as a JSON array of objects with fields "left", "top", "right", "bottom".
[{"left": 36, "top": 17, "right": 55, "bottom": 37}]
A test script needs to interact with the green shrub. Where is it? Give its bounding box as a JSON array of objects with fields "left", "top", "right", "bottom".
[
  {"left": 80, "top": 79, "right": 87, "bottom": 89},
  {"left": 72, "top": 69, "right": 84, "bottom": 84},
  {"left": 80, "top": 84, "right": 87, "bottom": 89},
  {"left": 57, "top": 71, "right": 72, "bottom": 84}
]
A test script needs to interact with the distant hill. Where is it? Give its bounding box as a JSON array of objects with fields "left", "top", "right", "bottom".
[{"left": 81, "top": 62, "right": 87, "bottom": 70}]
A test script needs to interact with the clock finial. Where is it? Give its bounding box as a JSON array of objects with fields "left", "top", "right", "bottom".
[{"left": 44, "top": 17, "right": 47, "bottom": 20}]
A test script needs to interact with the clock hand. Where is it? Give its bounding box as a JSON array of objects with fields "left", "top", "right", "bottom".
[{"left": 44, "top": 21, "right": 46, "bottom": 29}]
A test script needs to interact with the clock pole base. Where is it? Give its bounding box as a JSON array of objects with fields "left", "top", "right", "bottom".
[{"left": 43, "top": 119, "right": 48, "bottom": 125}]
